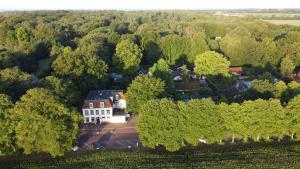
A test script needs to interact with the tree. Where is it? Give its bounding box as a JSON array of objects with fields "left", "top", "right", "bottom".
[
  {"left": 0, "top": 94, "right": 15, "bottom": 155},
  {"left": 159, "top": 34, "right": 208, "bottom": 65},
  {"left": 41, "top": 76, "right": 80, "bottom": 106},
  {"left": 137, "top": 99, "right": 184, "bottom": 151},
  {"left": 77, "top": 33, "right": 111, "bottom": 63},
  {"left": 183, "top": 99, "right": 225, "bottom": 144},
  {"left": 256, "top": 38, "right": 280, "bottom": 66},
  {"left": 274, "top": 81, "right": 288, "bottom": 98},
  {"left": 140, "top": 31, "right": 161, "bottom": 65},
  {"left": 12, "top": 88, "right": 80, "bottom": 156},
  {"left": 220, "top": 35, "right": 256, "bottom": 66},
  {"left": 159, "top": 34, "right": 189, "bottom": 65},
  {"left": 0, "top": 67, "right": 31, "bottom": 100},
  {"left": 194, "top": 51, "right": 230, "bottom": 76},
  {"left": 126, "top": 75, "right": 165, "bottom": 114},
  {"left": 149, "top": 59, "right": 174, "bottom": 94},
  {"left": 250, "top": 80, "right": 275, "bottom": 99},
  {"left": 16, "top": 26, "right": 34, "bottom": 51},
  {"left": 280, "top": 56, "right": 295, "bottom": 78},
  {"left": 113, "top": 39, "right": 142, "bottom": 76},
  {"left": 52, "top": 47, "right": 108, "bottom": 91},
  {"left": 241, "top": 99, "right": 285, "bottom": 141},
  {"left": 285, "top": 95, "right": 300, "bottom": 139}
]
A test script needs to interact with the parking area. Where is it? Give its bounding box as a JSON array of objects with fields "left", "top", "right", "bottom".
[{"left": 77, "top": 116, "right": 140, "bottom": 150}]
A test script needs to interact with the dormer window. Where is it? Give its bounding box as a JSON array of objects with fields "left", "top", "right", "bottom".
[
  {"left": 89, "top": 102, "right": 94, "bottom": 108},
  {"left": 115, "top": 94, "right": 119, "bottom": 100},
  {"left": 100, "top": 102, "right": 105, "bottom": 108}
]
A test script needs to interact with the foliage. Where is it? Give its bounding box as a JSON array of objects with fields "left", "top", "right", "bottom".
[
  {"left": 0, "top": 66, "right": 32, "bottom": 100},
  {"left": 113, "top": 39, "right": 142, "bottom": 76},
  {"left": 159, "top": 34, "right": 208, "bottom": 65},
  {"left": 194, "top": 51, "right": 230, "bottom": 76},
  {"left": 138, "top": 99, "right": 184, "bottom": 151},
  {"left": 285, "top": 95, "right": 300, "bottom": 139},
  {"left": 149, "top": 59, "right": 174, "bottom": 94},
  {"left": 41, "top": 76, "right": 80, "bottom": 106},
  {"left": 0, "top": 94, "right": 15, "bottom": 155},
  {"left": 126, "top": 75, "right": 165, "bottom": 114},
  {"left": 12, "top": 88, "right": 80, "bottom": 156},
  {"left": 280, "top": 56, "right": 295, "bottom": 78}
]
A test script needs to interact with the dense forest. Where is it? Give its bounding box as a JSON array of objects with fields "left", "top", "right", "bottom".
[{"left": 1, "top": 11, "right": 300, "bottom": 156}]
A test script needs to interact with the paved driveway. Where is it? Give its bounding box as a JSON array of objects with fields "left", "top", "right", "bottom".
[{"left": 77, "top": 116, "right": 140, "bottom": 150}]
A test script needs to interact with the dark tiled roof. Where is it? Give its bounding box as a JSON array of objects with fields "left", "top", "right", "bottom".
[{"left": 86, "top": 90, "right": 124, "bottom": 101}]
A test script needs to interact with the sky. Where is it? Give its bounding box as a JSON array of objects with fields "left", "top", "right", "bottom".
[{"left": 0, "top": 0, "right": 300, "bottom": 10}]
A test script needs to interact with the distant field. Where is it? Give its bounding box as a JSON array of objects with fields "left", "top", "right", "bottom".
[
  {"left": 264, "top": 20, "right": 300, "bottom": 26},
  {"left": 216, "top": 12, "right": 300, "bottom": 18},
  {"left": 1, "top": 142, "right": 300, "bottom": 169}
]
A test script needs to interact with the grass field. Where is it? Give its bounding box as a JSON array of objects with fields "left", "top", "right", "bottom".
[
  {"left": 1, "top": 142, "right": 300, "bottom": 169},
  {"left": 264, "top": 20, "right": 300, "bottom": 26}
]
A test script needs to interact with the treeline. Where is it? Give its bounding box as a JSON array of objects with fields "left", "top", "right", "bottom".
[
  {"left": 137, "top": 96, "right": 300, "bottom": 151},
  {"left": 0, "top": 88, "right": 80, "bottom": 157}
]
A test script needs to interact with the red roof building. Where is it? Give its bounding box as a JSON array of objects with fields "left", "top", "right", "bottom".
[{"left": 229, "top": 67, "right": 243, "bottom": 75}]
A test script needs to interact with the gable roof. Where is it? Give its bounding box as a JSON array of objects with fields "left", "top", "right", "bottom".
[{"left": 86, "top": 90, "right": 124, "bottom": 101}]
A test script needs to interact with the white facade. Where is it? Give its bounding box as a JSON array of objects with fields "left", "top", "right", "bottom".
[{"left": 83, "top": 108, "right": 113, "bottom": 123}]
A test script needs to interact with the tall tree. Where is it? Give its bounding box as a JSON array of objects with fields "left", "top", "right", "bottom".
[
  {"left": 113, "top": 39, "right": 142, "bottom": 76},
  {"left": 137, "top": 99, "right": 184, "bottom": 151},
  {"left": 0, "top": 94, "right": 15, "bottom": 155},
  {"left": 12, "top": 88, "right": 80, "bottom": 156},
  {"left": 285, "top": 95, "right": 300, "bottom": 139},
  {"left": 280, "top": 56, "right": 295, "bottom": 78},
  {"left": 194, "top": 51, "right": 230, "bottom": 76},
  {"left": 149, "top": 59, "right": 174, "bottom": 94},
  {"left": 126, "top": 75, "right": 165, "bottom": 114}
]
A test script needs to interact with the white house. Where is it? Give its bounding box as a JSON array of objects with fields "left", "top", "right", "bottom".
[{"left": 82, "top": 90, "right": 127, "bottom": 124}]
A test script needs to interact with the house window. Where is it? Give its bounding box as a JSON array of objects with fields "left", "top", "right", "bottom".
[
  {"left": 115, "top": 94, "right": 119, "bottom": 100},
  {"left": 91, "top": 117, "right": 95, "bottom": 123},
  {"left": 89, "top": 102, "right": 94, "bottom": 108},
  {"left": 106, "top": 110, "right": 111, "bottom": 115},
  {"left": 101, "top": 110, "right": 105, "bottom": 115},
  {"left": 84, "top": 110, "right": 89, "bottom": 116},
  {"left": 96, "top": 110, "right": 99, "bottom": 115},
  {"left": 85, "top": 117, "right": 89, "bottom": 123},
  {"left": 90, "top": 110, "right": 94, "bottom": 115},
  {"left": 100, "top": 102, "right": 105, "bottom": 108}
]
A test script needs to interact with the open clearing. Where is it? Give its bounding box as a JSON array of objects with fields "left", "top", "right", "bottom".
[
  {"left": 1, "top": 142, "right": 300, "bottom": 169},
  {"left": 263, "top": 19, "right": 300, "bottom": 26}
]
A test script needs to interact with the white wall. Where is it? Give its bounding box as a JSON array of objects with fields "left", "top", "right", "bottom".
[{"left": 111, "top": 115, "right": 126, "bottom": 123}]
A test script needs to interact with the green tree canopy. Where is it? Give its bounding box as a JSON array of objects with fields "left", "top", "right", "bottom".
[
  {"left": 280, "top": 56, "right": 295, "bottom": 78},
  {"left": 41, "top": 76, "right": 80, "bottom": 106},
  {"left": 149, "top": 59, "right": 174, "bottom": 94},
  {"left": 137, "top": 99, "right": 184, "bottom": 151},
  {"left": 194, "top": 51, "right": 230, "bottom": 76},
  {"left": 126, "top": 75, "right": 165, "bottom": 114},
  {"left": 12, "top": 88, "right": 80, "bottom": 156},
  {"left": 0, "top": 66, "right": 31, "bottom": 100},
  {"left": 0, "top": 94, "right": 15, "bottom": 155},
  {"left": 285, "top": 95, "right": 300, "bottom": 139},
  {"left": 113, "top": 39, "right": 142, "bottom": 76}
]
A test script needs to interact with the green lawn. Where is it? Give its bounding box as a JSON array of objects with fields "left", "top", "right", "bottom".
[
  {"left": 264, "top": 20, "right": 300, "bottom": 26},
  {"left": 1, "top": 142, "right": 300, "bottom": 169}
]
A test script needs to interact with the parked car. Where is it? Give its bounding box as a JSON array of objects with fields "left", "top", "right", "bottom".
[
  {"left": 72, "top": 146, "right": 79, "bottom": 151},
  {"left": 93, "top": 142, "right": 105, "bottom": 150}
]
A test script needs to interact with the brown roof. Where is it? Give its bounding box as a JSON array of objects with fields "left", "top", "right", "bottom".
[
  {"left": 82, "top": 100, "right": 113, "bottom": 109},
  {"left": 229, "top": 67, "right": 243, "bottom": 75},
  {"left": 175, "top": 82, "right": 201, "bottom": 92}
]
